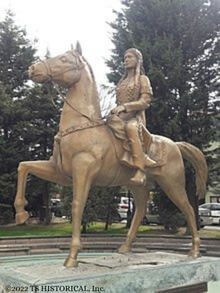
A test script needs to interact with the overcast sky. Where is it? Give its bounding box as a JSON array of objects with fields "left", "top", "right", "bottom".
[{"left": 0, "top": 0, "right": 122, "bottom": 87}]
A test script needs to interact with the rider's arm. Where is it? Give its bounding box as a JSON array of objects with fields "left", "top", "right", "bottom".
[{"left": 123, "top": 75, "right": 153, "bottom": 112}]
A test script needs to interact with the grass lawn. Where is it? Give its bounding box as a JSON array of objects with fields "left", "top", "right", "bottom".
[
  {"left": 0, "top": 222, "right": 73, "bottom": 237},
  {"left": 0, "top": 222, "right": 157, "bottom": 237},
  {"left": 199, "top": 228, "right": 220, "bottom": 239},
  {"left": 0, "top": 222, "right": 220, "bottom": 238}
]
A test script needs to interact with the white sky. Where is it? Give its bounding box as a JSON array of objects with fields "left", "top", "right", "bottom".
[{"left": 0, "top": 0, "right": 122, "bottom": 87}]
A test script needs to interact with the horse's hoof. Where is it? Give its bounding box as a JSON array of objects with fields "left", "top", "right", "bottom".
[
  {"left": 118, "top": 244, "right": 131, "bottom": 254},
  {"left": 15, "top": 211, "right": 29, "bottom": 225},
  {"left": 188, "top": 250, "right": 200, "bottom": 258},
  {"left": 64, "top": 256, "right": 78, "bottom": 268}
]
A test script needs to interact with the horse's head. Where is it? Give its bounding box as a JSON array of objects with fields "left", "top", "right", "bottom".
[{"left": 28, "top": 43, "right": 84, "bottom": 87}]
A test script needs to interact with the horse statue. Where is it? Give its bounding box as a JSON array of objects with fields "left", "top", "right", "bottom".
[{"left": 14, "top": 43, "right": 208, "bottom": 268}]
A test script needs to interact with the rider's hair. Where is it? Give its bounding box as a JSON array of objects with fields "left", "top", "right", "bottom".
[{"left": 117, "top": 48, "right": 145, "bottom": 101}]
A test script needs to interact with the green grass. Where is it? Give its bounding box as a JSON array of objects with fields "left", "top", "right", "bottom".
[
  {"left": 0, "top": 223, "right": 73, "bottom": 237},
  {"left": 199, "top": 228, "right": 220, "bottom": 239},
  {"left": 0, "top": 222, "right": 220, "bottom": 238},
  {"left": 84, "top": 222, "right": 155, "bottom": 234},
  {"left": 0, "top": 222, "right": 159, "bottom": 237}
]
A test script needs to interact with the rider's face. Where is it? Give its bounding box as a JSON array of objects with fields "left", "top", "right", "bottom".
[{"left": 124, "top": 52, "right": 138, "bottom": 70}]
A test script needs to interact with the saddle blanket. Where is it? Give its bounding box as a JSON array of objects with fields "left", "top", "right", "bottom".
[{"left": 107, "top": 114, "right": 167, "bottom": 168}]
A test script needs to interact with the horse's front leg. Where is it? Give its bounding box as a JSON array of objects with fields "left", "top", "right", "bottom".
[
  {"left": 118, "top": 186, "right": 149, "bottom": 254},
  {"left": 64, "top": 152, "right": 101, "bottom": 268},
  {"left": 14, "top": 160, "right": 70, "bottom": 224}
]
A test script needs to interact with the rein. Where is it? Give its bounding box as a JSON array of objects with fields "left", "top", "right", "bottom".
[
  {"left": 40, "top": 53, "right": 106, "bottom": 139},
  {"left": 53, "top": 83, "right": 106, "bottom": 139},
  {"left": 52, "top": 81, "right": 97, "bottom": 122}
]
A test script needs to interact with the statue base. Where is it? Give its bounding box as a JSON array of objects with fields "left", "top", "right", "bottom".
[{"left": 1, "top": 251, "right": 220, "bottom": 292}]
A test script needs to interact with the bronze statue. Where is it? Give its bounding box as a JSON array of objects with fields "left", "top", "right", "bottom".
[
  {"left": 110, "top": 48, "right": 156, "bottom": 185},
  {"left": 14, "top": 43, "right": 208, "bottom": 268}
]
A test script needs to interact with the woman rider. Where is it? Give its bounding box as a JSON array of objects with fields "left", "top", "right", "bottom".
[{"left": 110, "top": 48, "right": 156, "bottom": 185}]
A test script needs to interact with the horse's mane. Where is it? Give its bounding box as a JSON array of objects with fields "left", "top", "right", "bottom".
[
  {"left": 81, "top": 56, "right": 96, "bottom": 83},
  {"left": 81, "top": 55, "right": 101, "bottom": 114}
]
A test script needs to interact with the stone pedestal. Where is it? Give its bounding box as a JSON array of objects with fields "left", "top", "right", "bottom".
[{"left": 0, "top": 252, "right": 220, "bottom": 292}]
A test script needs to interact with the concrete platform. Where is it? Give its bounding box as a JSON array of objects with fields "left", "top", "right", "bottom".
[{"left": 0, "top": 252, "right": 220, "bottom": 292}]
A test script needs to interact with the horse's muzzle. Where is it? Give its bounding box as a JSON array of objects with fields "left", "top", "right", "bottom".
[{"left": 28, "top": 64, "right": 49, "bottom": 83}]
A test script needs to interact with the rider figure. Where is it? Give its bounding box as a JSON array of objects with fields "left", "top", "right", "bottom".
[{"left": 111, "top": 48, "right": 156, "bottom": 185}]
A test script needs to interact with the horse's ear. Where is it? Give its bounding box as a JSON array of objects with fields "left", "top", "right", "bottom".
[{"left": 76, "top": 41, "right": 82, "bottom": 56}]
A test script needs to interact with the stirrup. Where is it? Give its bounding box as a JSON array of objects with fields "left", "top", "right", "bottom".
[{"left": 130, "top": 169, "right": 146, "bottom": 186}]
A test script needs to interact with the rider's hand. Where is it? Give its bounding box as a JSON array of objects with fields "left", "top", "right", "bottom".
[{"left": 111, "top": 105, "right": 126, "bottom": 115}]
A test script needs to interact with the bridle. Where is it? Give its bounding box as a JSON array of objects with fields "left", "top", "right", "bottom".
[
  {"left": 38, "top": 51, "right": 105, "bottom": 138},
  {"left": 40, "top": 51, "right": 84, "bottom": 83}
]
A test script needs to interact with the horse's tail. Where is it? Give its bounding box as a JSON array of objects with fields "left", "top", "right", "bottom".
[{"left": 176, "top": 141, "right": 208, "bottom": 200}]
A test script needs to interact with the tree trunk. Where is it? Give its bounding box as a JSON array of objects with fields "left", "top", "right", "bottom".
[
  {"left": 105, "top": 203, "right": 111, "bottom": 231},
  {"left": 82, "top": 222, "right": 87, "bottom": 233},
  {"left": 126, "top": 190, "right": 133, "bottom": 228},
  {"left": 41, "top": 182, "right": 51, "bottom": 225}
]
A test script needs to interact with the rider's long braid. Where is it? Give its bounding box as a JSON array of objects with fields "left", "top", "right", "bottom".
[{"left": 117, "top": 48, "right": 144, "bottom": 102}]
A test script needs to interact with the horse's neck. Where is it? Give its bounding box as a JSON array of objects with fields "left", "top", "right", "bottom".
[{"left": 59, "top": 67, "right": 101, "bottom": 132}]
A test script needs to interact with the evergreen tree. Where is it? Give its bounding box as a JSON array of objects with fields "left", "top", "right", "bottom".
[
  {"left": 0, "top": 10, "right": 36, "bottom": 98},
  {"left": 0, "top": 83, "right": 15, "bottom": 223},
  {"left": 93, "top": 186, "right": 121, "bottom": 231},
  {"left": 62, "top": 185, "right": 120, "bottom": 232},
  {"left": 0, "top": 11, "right": 37, "bottom": 223},
  {"left": 107, "top": 0, "right": 219, "bottom": 231},
  {"left": 22, "top": 82, "right": 61, "bottom": 224},
  {"left": 0, "top": 11, "right": 60, "bottom": 224}
]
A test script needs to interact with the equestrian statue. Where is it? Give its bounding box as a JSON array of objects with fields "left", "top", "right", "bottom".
[{"left": 14, "top": 43, "right": 208, "bottom": 268}]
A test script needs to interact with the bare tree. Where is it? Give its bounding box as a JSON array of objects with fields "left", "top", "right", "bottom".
[{"left": 99, "top": 84, "right": 116, "bottom": 118}]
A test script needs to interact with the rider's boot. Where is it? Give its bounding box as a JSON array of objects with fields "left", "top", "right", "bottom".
[
  {"left": 141, "top": 124, "right": 157, "bottom": 167},
  {"left": 124, "top": 120, "right": 156, "bottom": 185},
  {"left": 129, "top": 137, "right": 146, "bottom": 185}
]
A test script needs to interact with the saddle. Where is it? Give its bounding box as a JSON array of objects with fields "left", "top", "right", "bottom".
[{"left": 106, "top": 114, "right": 167, "bottom": 168}]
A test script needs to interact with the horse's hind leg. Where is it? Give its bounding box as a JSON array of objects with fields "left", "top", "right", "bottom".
[
  {"left": 156, "top": 175, "right": 200, "bottom": 258},
  {"left": 118, "top": 186, "right": 149, "bottom": 253},
  {"left": 14, "top": 160, "right": 69, "bottom": 224}
]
